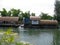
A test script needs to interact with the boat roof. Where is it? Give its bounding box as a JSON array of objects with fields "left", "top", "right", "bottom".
[
  {"left": 40, "top": 20, "right": 58, "bottom": 24},
  {"left": 30, "top": 16, "right": 40, "bottom": 20},
  {"left": 0, "top": 17, "right": 19, "bottom": 22}
]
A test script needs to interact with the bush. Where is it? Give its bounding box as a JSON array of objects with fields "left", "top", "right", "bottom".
[{"left": 0, "top": 28, "right": 32, "bottom": 45}]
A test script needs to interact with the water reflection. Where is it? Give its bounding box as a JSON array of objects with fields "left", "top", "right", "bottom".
[
  {"left": 0, "top": 27, "right": 20, "bottom": 33},
  {"left": 0, "top": 27, "right": 59, "bottom": 45},
  {"left": 53, "top": 29, "right": 60, "bottom": 45},
  {"left": 18, "top": 28, "right": 55, "bottom": 45}
]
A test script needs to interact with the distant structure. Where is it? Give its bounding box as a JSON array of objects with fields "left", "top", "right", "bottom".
[
  {"left": 0, "top": 17, "right": 20, "bottom": 27},
  {"left": 30, "top": 16, "right": 40, "bottom": 25},
  {"left": 39, "top": 20, "right": 58, "bottom": 28},
  {"left": 24, "top": 16, "right": 58, "bottom": 28}
]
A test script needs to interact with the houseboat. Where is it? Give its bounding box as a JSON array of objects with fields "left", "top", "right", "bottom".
[
  {"left": 39, "top": 20, "right": 58, "bottom": 28},
  {"left": 30, "top": 16, "right": 40, "bottom": 28},
  {"left": 24, "top": 16, "right": 58, "bottom": 28},
  {"left": 24, "top": 16, "right": 40, "bottom": 28},
  {"left": 0, "top": 17, "right": 20, "bottom": 27}
]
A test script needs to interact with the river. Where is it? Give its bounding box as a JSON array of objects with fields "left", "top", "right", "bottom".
[{"left": 0, "top": 27, "right": 60, "bottom": 45}]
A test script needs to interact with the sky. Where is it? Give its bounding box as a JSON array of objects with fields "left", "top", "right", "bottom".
[{"left": 0, "top": 0, "right": 55, "bottom": 16}]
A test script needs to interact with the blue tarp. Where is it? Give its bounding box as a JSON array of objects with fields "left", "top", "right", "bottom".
[{"left": 24, "top": 18, "right": 30, "bottom": 24}]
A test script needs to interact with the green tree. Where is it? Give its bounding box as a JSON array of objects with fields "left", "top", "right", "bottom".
[
  {"left": 40, "top": 13, "right": 53, "bottom": 20},
  {"left": 54, "top": 0, "right": 60, "bottom": 21},
  {"left": 11, "top": 8, "right": 21, "bottom": 17},
  {"left": 31, "top": 13, "right": 35, "bottom": 16},
  {"left": 0, "top": 8, "right": 12, "bottom": 16},
  {"left": 21, "top": 11, "right": 30, "bottom": 18},
  {"left": 0, "top": 8, "right": 7, "bottom": 16},
  {"left": 53, "top": 14, "right": 57, "bottom": 20},
  {"left": 7, "top": 11, "right": 11, "bottom": 16}
]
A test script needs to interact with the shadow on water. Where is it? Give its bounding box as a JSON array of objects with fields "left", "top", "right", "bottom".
[
  {"left": 53, "top": 28, "right": 60, "bottom": 45},
  {"left": 0, "top": 27, "right": 20, "bottom": 33}
]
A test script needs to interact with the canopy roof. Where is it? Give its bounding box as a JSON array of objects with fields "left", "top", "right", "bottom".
[
  {"left": 40, "top": 20, "right": 58, "bottom": 25},
  {"left": 0, "top": 17, "right": 19, "bottom": 22},
  {"left": 30, "top": 16, "right": 40, "bottom": 20}
]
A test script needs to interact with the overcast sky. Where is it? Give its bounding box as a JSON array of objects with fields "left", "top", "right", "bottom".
[{"left": 0, "top": 0, "right": 55, "bottom": 16}]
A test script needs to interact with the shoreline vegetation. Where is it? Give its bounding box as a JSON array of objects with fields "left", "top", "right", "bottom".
[
  {"left": 0, "top": 28, "right": 32, "bottom": 45},
  {"left": 0, "top": 8, "right": 57, "bottom": 22}
]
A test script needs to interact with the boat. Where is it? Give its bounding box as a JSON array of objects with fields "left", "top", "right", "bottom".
[{"left": 0, "top": 17, "right": 20, "bottom": 27}]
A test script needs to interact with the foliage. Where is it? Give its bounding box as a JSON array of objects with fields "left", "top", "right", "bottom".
[
  {"left": 15, "top": 42, "right": 30, "bottom": 45},
  {"left": 19, "top": 16, "right": 23, "bottom": 22},
  {"left": 54, "top": 0, "right": 60, "bottom": 21},
  {"left": 7, "top": 11, "right": 11, "bottom": 16},
  {"left": 0, "top": 8, "right": 56, "bottom": 22},
  {"left": 0, "top": 8, "right": 7, "bottom": 16},
  {"left": 0, "top": 28, "right": 31, "bottom": 45},
  {"left": 40, "top": 12, "right": 53, "bottom": 20},
  {"left": 53, "top": 14, "right": 57, "bottom": 20},
  {"left": 0, "top": 8, "right": 11, "bottom": 16},
  {"left": 0, "top": 29, "right": 14, "bottom": 45},
  {"left": 21, "top": 11, "right": 30, "bottom": 18},
  {"left": 31, "top": 13, "right": 35, "bottom": 16},
  {"left": 11, "top": 8, "right": 21, "bottom": 17}
]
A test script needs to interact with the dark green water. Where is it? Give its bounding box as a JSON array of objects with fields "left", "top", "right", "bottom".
[{"left": 0, "top": 27, "right": 60, "bottom": 45}]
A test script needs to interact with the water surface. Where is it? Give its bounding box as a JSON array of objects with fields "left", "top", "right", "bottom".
[{"left": 0, "top": 27, "right": 59, "bottom": 45}]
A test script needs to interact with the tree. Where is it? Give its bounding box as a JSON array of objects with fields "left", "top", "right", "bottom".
[
  {"left": 54, "top": 0, "right": 60, "bottom": 21},
  {"left": 31, "top": 13, "right": 35, "bottom": 16},
  {"left": 0, "top": 8, "right": 7, "bottom": 16},
  {"left": 40, "top": 12, "right": 53, "bottom": 20},
  {"left": 53, "top": 14, "right": 57, "bottom": 20},
  {"left": 0, "top": 8, "right": 12, "bottom": 16},
  {"left": 7, "top": 11, "right": 11, "bottom": 16},
  {"left": 21, "top": 11, "right": 30, "bottom": 18},
  {"left": 11, "top": 8, "right": 21, "bottom": 17}
]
